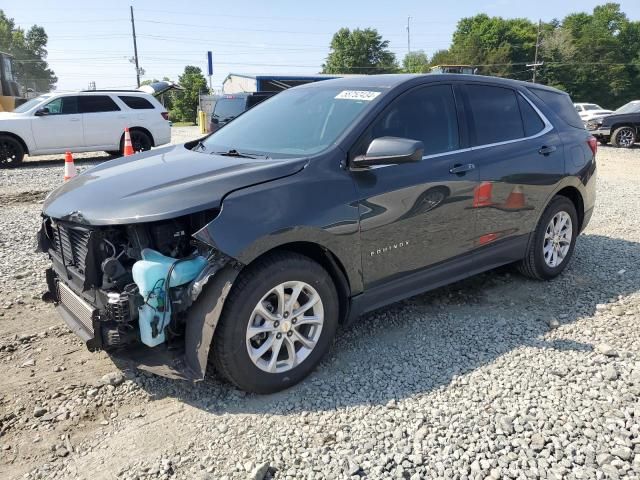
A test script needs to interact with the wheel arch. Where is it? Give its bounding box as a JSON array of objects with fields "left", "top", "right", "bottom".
[
  {"left": 554, "top": 186, "right": 585, "bottom": 232},
  {"left": 242, "top": 241, "right": 352, "bottom": 325},
  {"left": 0, "top": 131, "right": 29, "bottom": 154},
  {"left": 121, "top": 126, "right": 155, "bottom": 147}
]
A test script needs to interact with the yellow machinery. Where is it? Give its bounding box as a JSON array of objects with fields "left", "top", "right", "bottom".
[{"left": 0, "top": 52, "right": 23, "bottom": 112}]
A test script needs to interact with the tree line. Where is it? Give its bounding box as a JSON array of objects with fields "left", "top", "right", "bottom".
[{"left": 322, "top": 2, "right": 640, "bottom": 108}]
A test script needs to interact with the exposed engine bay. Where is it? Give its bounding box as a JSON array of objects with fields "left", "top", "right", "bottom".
[{"left": 39, "top": 208, "right": 230, "bottom": 354}]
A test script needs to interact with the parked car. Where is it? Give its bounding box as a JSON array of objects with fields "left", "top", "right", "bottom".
[
  {"left": 209, "top": 92, "right": 277, "bottom": 132},
  {"left": 586, "top": 100, "right": 640, "bottom": 147},
  {"left": 0, "top": 90, "right": 171, "bottom": 166},
  {"left": 573, "top": 102, "right": 613, "bottom": 122},
  {"left": 39, "top": 74, "right": 596, "bottom": 393}
]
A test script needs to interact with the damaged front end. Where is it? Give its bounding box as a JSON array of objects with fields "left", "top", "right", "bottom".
[{"left": 38, "top": 209, "right": 239, "bottom": 381}]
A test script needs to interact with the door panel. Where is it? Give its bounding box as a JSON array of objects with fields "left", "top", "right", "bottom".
[
  {"left": 80, "top": 96, "right": 126, "bottom": 148},
  {"left": 351, "top": 83, "right": 479, "bottom": 289},
  {"left": 462, "top": 84, "right": 565, "bottom": 246},
  {"left": 30, "top": 96, "right": 83, "bottom": 151}
]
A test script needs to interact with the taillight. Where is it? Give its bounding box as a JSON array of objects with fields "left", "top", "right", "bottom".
[
  {"left": 161, "top": 112, "right": 169, "bottom": 121},
  {"left": 587, "top": 136, "right": 598, "bottom": 155}
]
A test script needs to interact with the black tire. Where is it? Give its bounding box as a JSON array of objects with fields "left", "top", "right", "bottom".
[
  {"left": 611, "top": 126, "right": 636, "bottom": 148},
  {"left": 119, "top": 129, "right": 153, "bottom": 155},
  {"left": 212, "top": 252, "right": 339, "bottom": 393},
  {"left": 0, "top": 135, "right": 25, "bottom": 167},
  {"left": 517, "top": 196, "right": 578, "bottom": 281}
]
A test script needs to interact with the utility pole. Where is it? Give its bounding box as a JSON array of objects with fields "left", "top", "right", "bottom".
[
  {"left": 406, "top": 16, "right": 411, "bottom": 54},
  {"left": 529, "top": 19, "right": 543, "bottom": 83},
  {"left": 130, "top": 6, "right": 140, "bottom": 87}
]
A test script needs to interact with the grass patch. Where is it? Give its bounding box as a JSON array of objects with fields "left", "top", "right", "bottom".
[{"left": 171, "top": 121, "right": 196, "bottom": 127}]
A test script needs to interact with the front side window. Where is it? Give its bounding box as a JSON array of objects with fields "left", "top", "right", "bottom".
[
  {"left": 79, "top": 95, "right": 120, "bottom": 113},
  {"left": 356, "top": 84, "right": 460, "bottom": 157},
  {"left": 466, "top": 85, "right": 524, "bottom": 145},
  {"left": 212, "top": 97, "right": 247, "bottom": 122},
  {"left": 43, "top": 96, "right": 79, "bottom": 115}
]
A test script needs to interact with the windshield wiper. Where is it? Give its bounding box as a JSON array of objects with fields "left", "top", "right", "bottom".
[
  {"left": 192, "top": 140, "right": 207, "bottom": 152},
  {"left": 213, "top": 149, "right": 270, "bottom": 159}
]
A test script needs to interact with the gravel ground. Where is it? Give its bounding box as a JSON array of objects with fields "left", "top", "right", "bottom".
[{"left": 0, "top": 143, "right": 639, "bottom": 480}]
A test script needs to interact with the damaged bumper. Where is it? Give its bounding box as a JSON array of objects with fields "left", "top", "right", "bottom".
[{"left": 39, "top": 215, "right": 239, "bottom": 382}]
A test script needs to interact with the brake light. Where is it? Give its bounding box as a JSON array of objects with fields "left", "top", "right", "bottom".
[
  {"left": 161, "top": 112, "right": 169, "bottom": 121},
  {"left": 587, "top": 136, "right": 598, "bottom": 155}
]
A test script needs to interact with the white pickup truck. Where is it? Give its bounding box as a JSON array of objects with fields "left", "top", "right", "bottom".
[{"left": 0, "top": 90, "right": 171, "bottom": 166}]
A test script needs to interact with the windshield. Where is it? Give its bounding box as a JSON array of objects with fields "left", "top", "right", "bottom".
[
  {"left": 13, "top": 95, "right": 50, "bottom": 113},
  {"left": 616, "top": 101, "right": 640, "bottom": 114},
  {"left": 202, "top": 86, "right": 384, "bottom": 157},
  {"left": 213, "top": 97, "right": 247, "bottom": 122}
]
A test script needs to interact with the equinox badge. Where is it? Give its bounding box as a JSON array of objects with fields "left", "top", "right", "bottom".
[{"left": 370, "top": 241, "right": 410, "bottom": 257}]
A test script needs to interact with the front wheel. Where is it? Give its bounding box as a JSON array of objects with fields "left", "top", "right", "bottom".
[
  {"left": 611, "top": 126, "right": 636, "bottom": 148},
  {"left": 0, "top": 135, "right": 25, "bottom": 167},
  {"left": 517, "top": 196, "right": 578, "bottom": 280},
  {"left": 212, "top": 252, "right": 339, "bottom": 393}
]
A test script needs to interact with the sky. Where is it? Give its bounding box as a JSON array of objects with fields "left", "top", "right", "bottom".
[{"left": 4, "top": 0, "right": 640, "bottom": 92}]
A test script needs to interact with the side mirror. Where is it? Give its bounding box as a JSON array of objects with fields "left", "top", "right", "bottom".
[
  {"left": 34, "top": 107, "right": 50, "bottom": 116},
  {"left": 352, "top": 137, "right": 424, "bottom": 168}
]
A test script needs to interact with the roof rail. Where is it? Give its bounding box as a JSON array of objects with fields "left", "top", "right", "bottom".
[{"left": 80, "top": 89, "right": 142, "bottom": 93}]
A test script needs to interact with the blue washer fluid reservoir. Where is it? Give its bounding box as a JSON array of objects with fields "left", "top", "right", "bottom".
[{"left": 132, "top": 248, "right": 207, "bottom": 347}]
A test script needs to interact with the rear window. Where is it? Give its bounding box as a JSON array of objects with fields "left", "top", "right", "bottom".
[
  {"left": 213, "top": 97, "right": 247, "bottom": 122},
  {"left": 518, "top": 95, "right": 545, "bottom": 137},
  {"left": 79, "top": 95, "right": 120, "bottom": 113},
  {"left": 466, "top": 85, "right": 524, "bottom": 145},
  {"left": 529, "top": 88, "right": 583, "bottom": 129},
  {"left": 119, "top": 95, "right": 154, "bottom": 109}
]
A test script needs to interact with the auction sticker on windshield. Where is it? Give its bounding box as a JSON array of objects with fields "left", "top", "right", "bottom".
[{"left": 335, "top": 90, "right": 381, "bottom": 101}]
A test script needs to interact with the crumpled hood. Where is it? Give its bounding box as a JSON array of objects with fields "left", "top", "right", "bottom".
[{"left": 43, "top": 144, "right": 307, "bottom": 225}]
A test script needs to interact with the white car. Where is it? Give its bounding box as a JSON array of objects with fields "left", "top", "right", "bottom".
[
  {"left": 0, "top": 90, "right": 171, "bottom": 166},
  {"left": 574, "top": 102, "right": 613, "bottom": 122}
]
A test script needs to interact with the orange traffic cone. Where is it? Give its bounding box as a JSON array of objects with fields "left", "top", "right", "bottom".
[
  {"left": 123, "top": 128, "right": 134, "bottom": 156},
  {"left": 63, "top": 151, "right": 76, "bottom": 181},
  {"left": 501, "top": 185, "right": 526, "bottom": 210},
  {"left": 473, "top": 181, "right": 494, "bottom": 208}
]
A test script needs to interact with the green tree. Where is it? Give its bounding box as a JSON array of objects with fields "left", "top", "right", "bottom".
[
  {"left": 170, "top": 66, "right": 207, "bottom": 122},
  {"left": 322, "top": 28, "right": 397, "bottom": 74},
  {"left": 0, "top": 10, "right": 56, "bottom": 92},
  {"left": 402, "top": 50, "right": 430, "bottom": 73}
]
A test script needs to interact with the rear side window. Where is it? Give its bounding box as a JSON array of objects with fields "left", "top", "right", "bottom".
[
  {"left": 466, "top": 85, "right": 523, "bottom": 145},
  {"left": 213, "top": 97, "right": 247, "bottom": 121},
  {"left": 518, "top": 95, "right": 545, "bottom": 137},
  {"left": 118, "top": 95, "right": 154, "bottom": 109},
  {"left": 529, "top": 88, "right": 583, "bottom": 129},
  {"left": 79, "top": 95, "right": 120, "bottom": 113}
]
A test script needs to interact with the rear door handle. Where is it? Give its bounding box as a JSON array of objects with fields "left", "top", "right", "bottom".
[
  {"left": 449, "top": 163, "right": 476, "bottom": 175},
  {"left": 538, "top": 145, "right": 557, "bottom": 156}
]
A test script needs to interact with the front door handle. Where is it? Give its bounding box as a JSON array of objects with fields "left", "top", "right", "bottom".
[
  {"left": 538, "top": 145, "right": 557, "bottom": 156},
  {"left": 449, "top": 163, "right": 476, "bottom": 175}
]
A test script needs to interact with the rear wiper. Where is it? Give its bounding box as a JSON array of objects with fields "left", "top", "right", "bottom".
[{"left": 213, "top": 149, "right": 270, "bottom": 159}]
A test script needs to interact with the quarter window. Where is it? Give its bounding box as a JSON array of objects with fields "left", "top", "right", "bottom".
[
  {"left": 79, "top": 95, "right": 120, "bottom": 113},
  {"left": 466, "top": 85, "right": 524, "bottom": 145},
  {"left": 118, "top": 95, "right": 154, "bottom": 109},
  {"left": 518, "top": 95, "right": 545, "bottom": 137},
  {"left": 360, "top": 84, "right": 460, "bottom": 157}
]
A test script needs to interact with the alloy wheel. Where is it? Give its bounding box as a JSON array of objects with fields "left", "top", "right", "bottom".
[
  {"left": 615, "top": 128, "right": 635, "bottom": 148},
  {"left": 543, "top": 211, "right": 573, "bottom": 268},
  {"left": 246, "top": 281, "right": 324, "bottom": 374}
]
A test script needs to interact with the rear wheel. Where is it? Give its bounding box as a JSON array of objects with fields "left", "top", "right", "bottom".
[
  {"left": 611, "top": 126, "right": 636, "bottom": 148},
  {"left": 118, "top": 129, "right": 153, "bottom": 155},
  {"left": 517, "top": 196, "right": 578, "bottom": 280},
  {"left": 0, "top": 135, "right": 25, "bottom": 167},
  {"left": 212, "top": 252, "right": 339, "bottom": 393}
]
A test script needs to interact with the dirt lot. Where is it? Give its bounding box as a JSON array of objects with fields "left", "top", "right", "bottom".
[{"left": 0, "top": 139, "right": 639, "bottom": 480}]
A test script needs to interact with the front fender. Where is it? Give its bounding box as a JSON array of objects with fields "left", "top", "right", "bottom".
[{"left": 193, "top": 159, "right": 363, "bottom": 294}]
